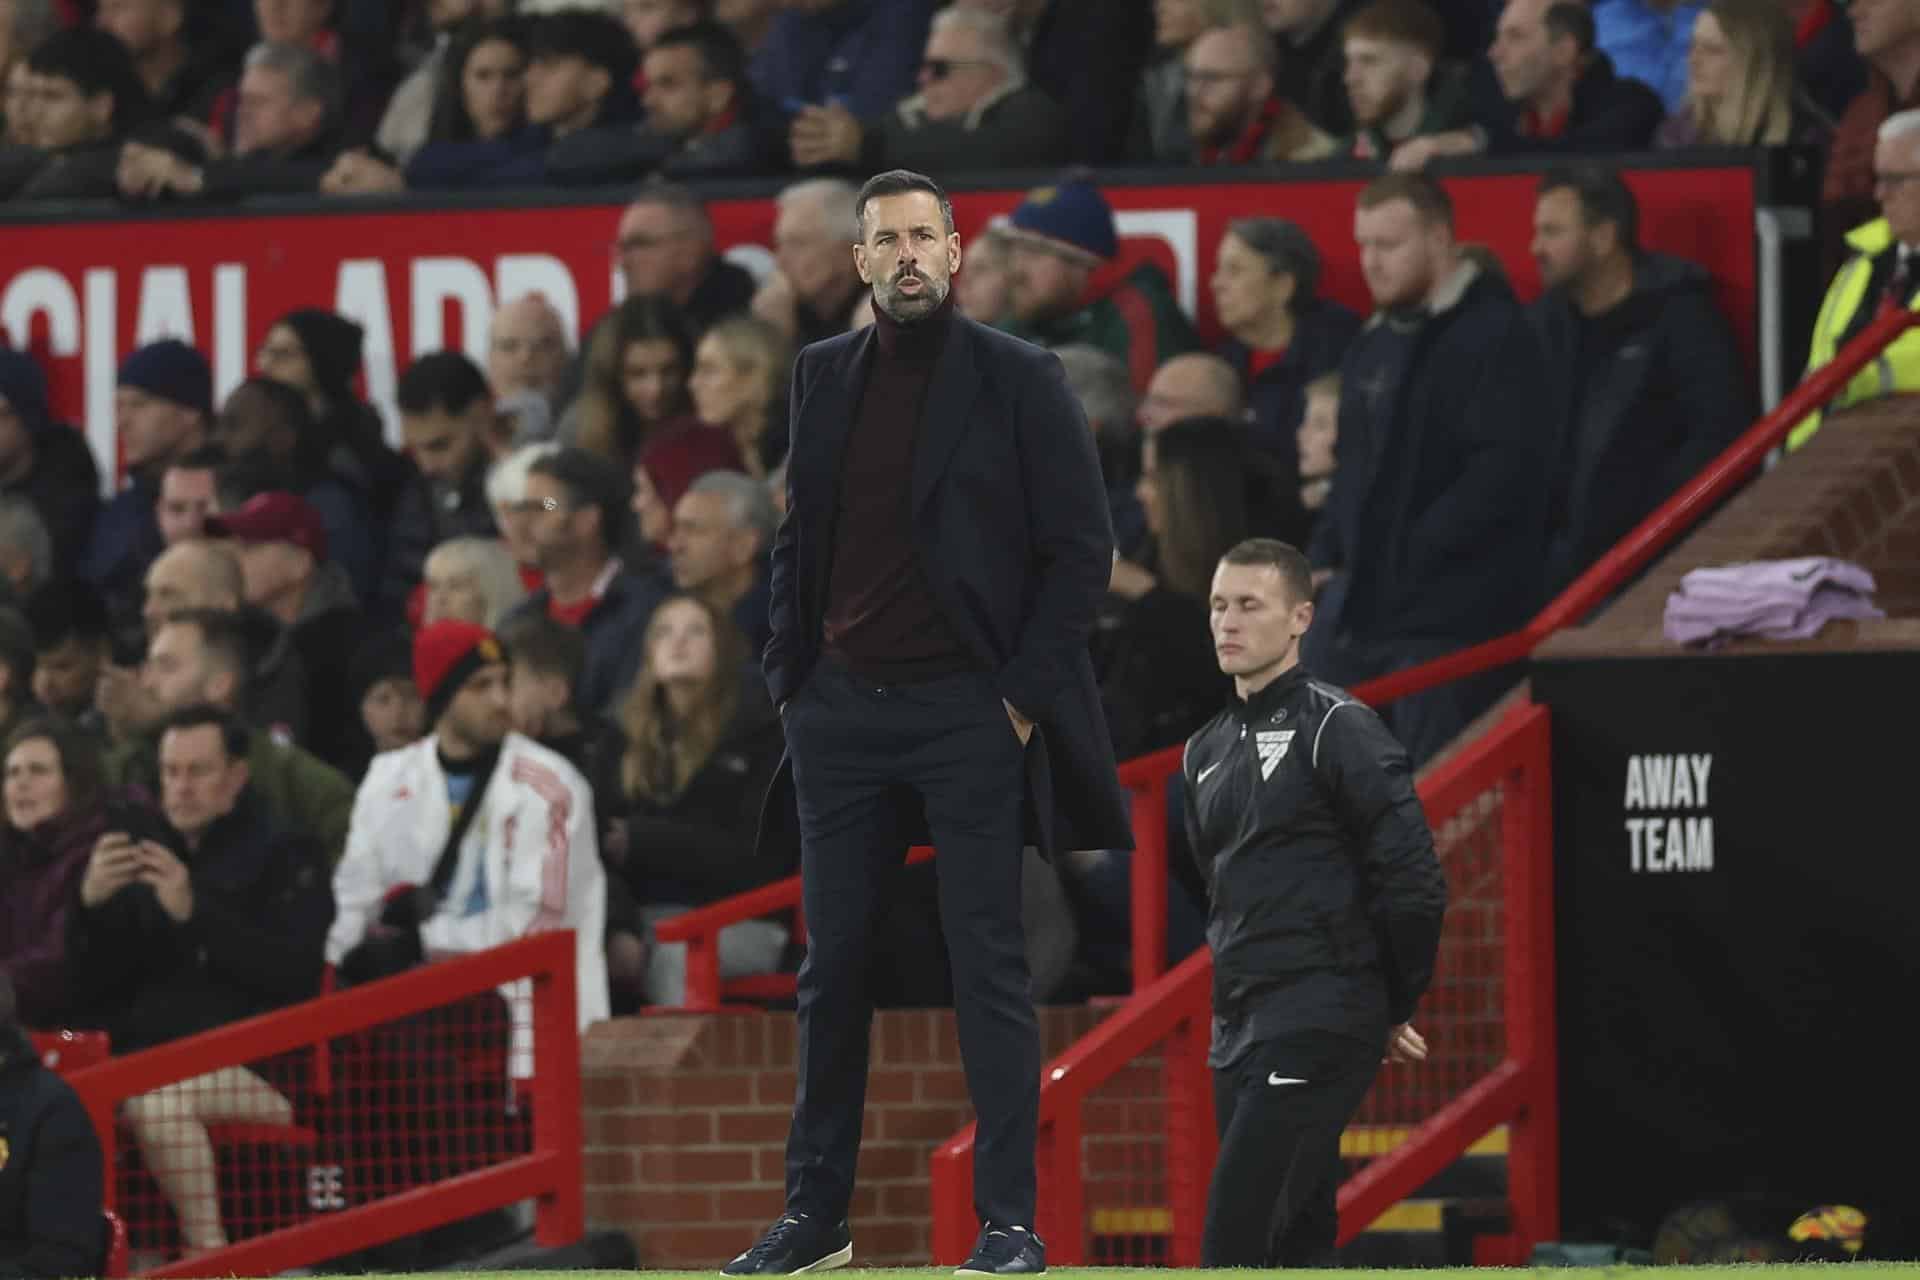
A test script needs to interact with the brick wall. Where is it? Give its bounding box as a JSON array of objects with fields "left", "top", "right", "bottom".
[
  {"left": 581, "top": 1007, "right": 1105, "bottom": 1268},
  {"left": 1543, "top": 395, "right": 1920, "bottom": 658}
]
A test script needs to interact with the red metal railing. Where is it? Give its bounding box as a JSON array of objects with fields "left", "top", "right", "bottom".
[
  {"left": 928, "top": 701, "right": 1556, "bottom": 1264},
  {"left": 60, "top": 932, "right": 584, "bottom": 1279}
]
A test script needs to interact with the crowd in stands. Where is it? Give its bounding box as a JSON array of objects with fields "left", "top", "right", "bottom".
[{"left": 0, "top": 0, "right": 1916, "bottom": 1261}]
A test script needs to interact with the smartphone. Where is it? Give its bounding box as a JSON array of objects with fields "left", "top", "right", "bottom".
[{"left": 103, "top": 803, "right": 176, "bottom": 851}]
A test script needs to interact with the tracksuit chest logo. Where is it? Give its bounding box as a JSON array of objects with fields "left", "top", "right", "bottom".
[{"left": 1255, "top": 730, "right": 1295, "bottom": 781}]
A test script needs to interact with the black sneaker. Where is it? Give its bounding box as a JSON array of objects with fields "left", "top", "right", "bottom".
[
  {"left": 721, "top": 1214, "right": 852, "bottom": 1276},
  {"left": 955, "top": 1223, "right": 1046, "bottom": 1276}
]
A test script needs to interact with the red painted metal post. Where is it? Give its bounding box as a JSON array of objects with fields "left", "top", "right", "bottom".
[
  {"left": 1129, "top": 778, "right": 1170, "bottom": 993},
  {"left": 1042, "top": 1110, "right": 1085, "bottom": 1265},
  {"left": 530, "top": 930, "right": 585, "bottom": 1246},
  {"left": 1164, "top": 1011, "right": 1216, "bottom": 1266},
  {"left": 928, "top": 1129, "right": 978, "bottom": 1265},
  {"left": 681, "top": 932, "right": 724, "bottom": 1012},
  {"left": 1500, "top": 707, "right": 1560, "bottom": 1252}
]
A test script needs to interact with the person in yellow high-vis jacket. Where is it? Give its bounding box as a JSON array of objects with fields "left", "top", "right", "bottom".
[{"left": 1791, "top": 111, "right": 1920, "bottom": 450}]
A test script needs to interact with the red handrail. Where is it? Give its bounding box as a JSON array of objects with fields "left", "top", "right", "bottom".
[
  {"left": 1353, "top": 304, "right": 1920, "bottom": 707},
  {"left": 63, "top": 932, "right": 584, "bottom": 1280}
]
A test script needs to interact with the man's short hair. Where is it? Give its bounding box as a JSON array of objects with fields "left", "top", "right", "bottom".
[
  {"left": 687, "top": 469, "right": 778, "bottom": 548},
  {"left": 244, "top": 40, "right": 343, "bottom": 124},
  {"left": 159, "top": 702, "right": 250, "bottom": 762},
  {"left": 628, "top": 177, "right": 715, "bottom": 244},
  {"left": 1538, "top": 165, "right": 1640, "bottom": 253},
  {"left": 1357, "top": 171, "right": 1454, "bottom": 230},
  {"left": 652, "top": 20, "right": 748, "bottom": 92},
  {"left": 497, "top": 612, "right": 586, "bottom": 686},
  {"left": 25, "top": 581, "right": 109, "bottom": 655},
  {"left": 159, "top": 607, "right": 252, "bottom": 681},
  {"left": 1344, "top": 0, "right": 1446, "bottom": 62},
  {"left": 0, "top": 496, "right": 52, "bottom": 594},
  {"left": 529, "top": 9, "right": 639, "bottom": 90},
  {"left": 855, "top": 169, "right": 955, "bottom": 240},
  {"left": 27, "top": 25, "right": 150, "bottom": 132},
  {"left": 779, "top": 176, "right": 861, "bottom": 240},
  {"left": 1227, "top": 217, "right": 1322, "bottom": 310},
  {"left": 166, "top": 443, "right": 229, "bottom": 477},
  {"left": 928, "top": 7, "right": 1026, "bottom": 83},
  {"left": 1545, "top": 1, "right": 1595, "bottom": 54},
  {"left": 529, "top": 447, "right": 632, "bottom": 554},
  {"left": 1220, "top": 537, "right": 1315, "bottom": 605},
  {"left": 1054, "top": 345, "right": 1136, "bottom": 432},
  {"left": 398, "top": 350, "right": 492, "bottom": 417}
]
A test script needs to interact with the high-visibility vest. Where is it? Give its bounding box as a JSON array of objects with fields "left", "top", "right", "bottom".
[{"left": 1789, "top": 217, "right": 1920, "bottom": 450}]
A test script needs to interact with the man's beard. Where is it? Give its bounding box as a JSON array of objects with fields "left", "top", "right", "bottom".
[{"left": 874, "top": 268, "right": 948, "bottom": 321}]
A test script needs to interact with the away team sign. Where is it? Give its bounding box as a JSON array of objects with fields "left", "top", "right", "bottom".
[{"left": 0, "top": 165, "right": 1758, "bottom": 487}]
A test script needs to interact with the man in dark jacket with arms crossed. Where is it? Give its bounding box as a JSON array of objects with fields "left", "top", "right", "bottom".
[{"left": 1184, "top": 538, "right": 1447, "bottom": 1267}]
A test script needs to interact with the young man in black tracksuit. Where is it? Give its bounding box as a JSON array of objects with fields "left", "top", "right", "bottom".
[{"left": 1182, "top": 538, "right": 1447, "bottom": 1267}]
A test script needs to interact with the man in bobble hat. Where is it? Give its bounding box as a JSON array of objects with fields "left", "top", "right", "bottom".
[
  {"left": 997, "top": 174, "right": 1199, "bottom": 391},
  {"left": 325, "top": 620, "right": 609, "bottom": 1067}
]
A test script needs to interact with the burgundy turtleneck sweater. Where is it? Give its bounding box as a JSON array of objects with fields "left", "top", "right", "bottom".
[{"left": 822, "top": 290, "right": 971, "bottom": 682}]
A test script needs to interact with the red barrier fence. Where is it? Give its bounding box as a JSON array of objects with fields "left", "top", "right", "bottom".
[
  {"left": 55, "top": 932, "right": 583, "bottom": 1279},
  {"left": 928, "top": 701, "right": 1556, "bottom": 1265}
]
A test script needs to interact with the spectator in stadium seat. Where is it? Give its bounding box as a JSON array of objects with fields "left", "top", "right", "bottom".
[
  {"left": 751, "top": 177, "right": 868, "bottom": 349},
  {"left": 346, "top": 627, "right": 422, "bottom": 773},
  {"left": 1212, "top": 217, "right": 1360, "bottom": 489},
  {"left": 107, "top": 608, "right": 355, "bottom": 866},
  {"left": 326, "top": 620, "right": 610, "bottom": 1044},
  {"left": 1309, "top": 174, "right": 1551, "bottom": 763},
  {"left": 749, "top": 0, "right": 936, "bottom": 122},
  {"left": 1097, "top": 417, "right": 1243, "bottom": 762},
  {"left": 0, "top": 0, "right": 60, "bottom": 136},
  {"left": 550, "top": 19, "right": 781, "bottom": 185},
  {"left": 69, "top": 705, "right": 331, "bottom": 1256},
  {"left": 1338, "top": 0, "right": 1470, "bottom": 159},
  {"left": 0, "top": 501, "right": 48, "bottom": 607},
  {"left": 485, "top": 442, "right": 559, "bottom": 583},
  {"left": 422, "top": 536, "right": 529, "bottom": 628},
  {"left": 952, "top": 0, "right": 1155, "bottom": 164},
  {"left": 1054, "top": 344, "right": 1147, "bottom": 561},
  {"left": 786, "top": 8, "right": 1070, "bottom": 174},
  {"left": 1794, "top": 108, "right": 1920, "bottom": 449},
  {"left": 396, "top": 351, "right": 502, "bottom": 553},
  {"left": 116, "top": 39, "right": 346, "bottom": 199},
  {"left": 1822, "top": 0, "right": 1920, "bottom": 246},
  {"left": 506, "top": 448, "right": 667, "bottom": 709},
  {"left": 0, "top": 971, "right": 107, "bottom": 1280},
  {"left": 486, "top": 294, "right": 571, "bottom": 416},
  {"left": 1593, "top": 0, "right": 1705, "bottom": 114},
  {"left": 1000, "top": 177, "right": 1202, "bottom": 393},
  {"left": 208, "top": 493, "right": 363, "bottom": 771},
  {"left": 258, "top": 309, "right": 425, "bottom": 618},
  {"left": 689, "top": 314, "right": 791, "bottom": 480},
  {"left": 669, "top": 470, "right": 776, "bottom": 660},
  {"left": 955, "top": 223, "right": 1013, "bottom": 324},
  {"left": 1390, "top": 0, "right": 1663, "bottom": 166},
  {"left": 154, "top": 445, "right": 224, "bottom": 547},
  {"left": 1296, "top": 370, "right": 1339, "bottom": 535},
  {"left": 82, "top": 340, "right": 209, "bottom": 641},
  {"left": 373, "top": 0, "right": 514, "bottom": 165},
  {"left": 0, "top": 609, "right": 33, "bottom": 740},
  {"left": 211, "top": 377, "right": 376, "bottom": 602},
  {"left": 631, "top": 421, "right": 747, "bottom": 556},
  {"left": 1265, "top": 0, "right": 1365, "bottom": 135},
  {"left": 0, "top": 26, "right": 157, "bottom": 201},
  {"left": 1529, "top": 167, "right": 1750, "bottom": 595},
  {"left": 1795, "top": 0, "right": 1868, "bottom": 125},
  {"left": 715, "top": 0, "right": 778, "bottom": 58},
  {"left": 1137, "top": 353, "right": 1245, "bottom": 437},
  {"left": 1128, "top": 0, "right": 1263, "bottom": 163},
  {"left": 615, "top": 182, "right": 760, "bottom": 343},
  {"left": 1, "top": 63, "right": 30, "bottom": 150},
  {"left": 0, "top": 719, "right": 108, "bottom": 1030},
  {"left": 566, "top": 296, "right": 697, "bottom": 469},
  {"left": 0, "top": 348, "right": 98, "bottom": 583},
  {"left": 1182, "top": 20, "right": 1335, "bottom": 164},
  {"left": 133, "top": 539, "right": 312, "bottom": 746},
  {"left": 94, "top": 0, "right": 229, "bottom": 123},
  {"left": 609, "top": 593, "right": 787, "bottom": 1007},
  {"left": 22, "top": 584, "right": 112, "bottom": 736},
  {"left": 1656, "top": 0, "right": 1830, "bottom": 147}
]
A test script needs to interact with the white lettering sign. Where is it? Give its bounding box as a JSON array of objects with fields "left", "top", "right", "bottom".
[{"left": 1622, "top": 754, "right": 1715, "bottom": 874}]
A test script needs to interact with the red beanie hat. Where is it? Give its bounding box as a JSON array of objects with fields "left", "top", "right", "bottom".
[
  {"left": 414, "top": 620, "right": 505, "bottom": 726},
  {"left": 638, "top": 423, "right": 746, "bottom": 513}
]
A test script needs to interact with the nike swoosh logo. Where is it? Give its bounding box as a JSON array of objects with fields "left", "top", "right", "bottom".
[
  {"left": 1197, "top": 762, "right": 1222, "bottom": 784},
  {"left": 1268, "top": 1074, "right": 1308, "bottom": 1087}
]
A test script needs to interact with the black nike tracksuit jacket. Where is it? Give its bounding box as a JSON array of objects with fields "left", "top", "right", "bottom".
[{"left": 1182, "top": 666, "right": 1448, "bottom": 1066}]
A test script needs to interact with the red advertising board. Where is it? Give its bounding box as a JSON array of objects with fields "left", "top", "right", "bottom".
[{"left": 1, "top": 166, "right": 1756, "bottom": 476}]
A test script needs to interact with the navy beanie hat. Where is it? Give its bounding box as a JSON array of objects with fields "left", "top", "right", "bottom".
[
  {"left": 280, "top": 308, "right": 366, "bottom": 404},
  {"left": 117, "top": 339, "right": 212, "bottom": 415},
  {"left": 0, "top": 346, "right": 50, "bottom": 432},
  {"left": 1007, "top": 179, "right": 1118, "bottom": 264}
]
